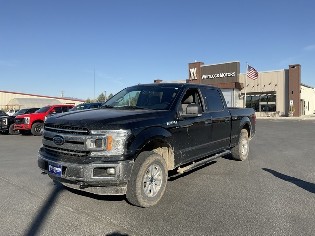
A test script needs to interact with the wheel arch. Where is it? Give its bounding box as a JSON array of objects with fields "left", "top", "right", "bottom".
[
  {"left": 239, "top": 117, "right": 252, "bottom": 137},
  {"left": 32, "top": 119, "right": 44, "bottom": 126},
  {"left": 129, "top": 127, "right": 175, "bottom": 171}
]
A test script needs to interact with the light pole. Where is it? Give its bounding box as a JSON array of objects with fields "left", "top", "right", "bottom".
[{"left": 94, "top": 68, "right": 96, "bottom": 100}]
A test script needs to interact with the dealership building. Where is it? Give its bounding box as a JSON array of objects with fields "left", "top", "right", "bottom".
[{"left": 187, "top": 61, "right": 315, "bottom": 117}]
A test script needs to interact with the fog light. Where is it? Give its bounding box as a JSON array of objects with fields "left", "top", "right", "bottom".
[{"left": 106, "top": 168, "right": 116, "bottom": 175}]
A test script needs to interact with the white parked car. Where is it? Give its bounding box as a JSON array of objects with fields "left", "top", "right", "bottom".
[{"left": 6, "top": 109, "right": 19, "bottom": 116}]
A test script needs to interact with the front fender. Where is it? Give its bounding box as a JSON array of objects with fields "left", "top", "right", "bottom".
[{"left": 127, "top": 127, "right": 172, "bottom": 158}]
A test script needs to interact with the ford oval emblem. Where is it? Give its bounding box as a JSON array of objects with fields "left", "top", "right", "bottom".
[{"left": 53, "top": 135, "right": 65, "bottom": 145}]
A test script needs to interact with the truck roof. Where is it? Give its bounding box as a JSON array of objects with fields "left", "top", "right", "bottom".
[{"left": 132, "top": 83, "right": 217, "bottom": 89}]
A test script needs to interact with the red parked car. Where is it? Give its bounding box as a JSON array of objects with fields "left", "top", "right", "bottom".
[{"left": 14, "top": 104, "right": 74, "bottom": 136}]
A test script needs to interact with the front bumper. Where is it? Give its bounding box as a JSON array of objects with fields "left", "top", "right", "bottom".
[
  {"left": 0, "top": 125, "right": 8, "bottom": 131},
  {"left": 14, "top": 124, "right": 31, "bottom": 130},
  {"left": 38, "top": 153, "right": 134, "bottom": 195}
]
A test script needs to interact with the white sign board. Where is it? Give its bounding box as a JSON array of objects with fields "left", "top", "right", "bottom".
[{"left": 290, "top": 100, "right": 293, "bottom": 106}]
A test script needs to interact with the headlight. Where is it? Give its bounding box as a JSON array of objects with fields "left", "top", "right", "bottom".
[
  {"left": 24, "top": 117, "right": 30, "bottom": 124},
  {"left": 86, "top": 129, "right": 131, "bottom": 156},
  {"left": 2, "top": 118, "right": 7, "bottom": 125}
]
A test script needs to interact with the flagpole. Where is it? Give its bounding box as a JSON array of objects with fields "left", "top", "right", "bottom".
[{"left": 244, "top": 62, "right": 248, "bottom": 108}]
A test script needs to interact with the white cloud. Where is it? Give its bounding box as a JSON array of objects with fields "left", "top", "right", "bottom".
[{"left": 304, "top": 44, "right": 315, "bottom": 51}]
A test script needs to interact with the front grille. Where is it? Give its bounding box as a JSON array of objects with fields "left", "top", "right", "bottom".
[
  {"left": 44, "top": 136, "right": 84, "bottom": 145},
  {"left": 45, "top": 124, "right": 89, "bottom": 135},
  {"left": 41, "top": 145, "right": 103, "bottom": 164},
  {"left": 43, "top": 145, "right": 89, "bottom": 157},
  {"left": 15, "top": 118, "right": 24, "bottom": 124},
  {"left": 41, "top": 124, "right": 98, "bottom": 163}
]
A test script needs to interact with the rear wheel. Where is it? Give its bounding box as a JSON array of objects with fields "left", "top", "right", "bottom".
[
  {"left": 231, "top": 129, "right": 249, "bottom": 161},
  {"left": 31, "top": 122, "right": 43, "bottom": 136},
  {"left": 9, "top": 124, "right": 19, "bottom": 135},
  {"left": 126, "top": 151, "right": 168, "bottom": 208}
]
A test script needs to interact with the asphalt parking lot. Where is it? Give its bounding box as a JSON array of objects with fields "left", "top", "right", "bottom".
[{"left": 1, "top": 119, "right": 315, "bottom": 236}]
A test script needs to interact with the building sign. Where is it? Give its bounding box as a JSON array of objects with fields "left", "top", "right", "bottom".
[
  {"left": 188, "top": 61, "right": 240, "bottom": 85},
  {"left": 189, "top": 68, "right": 198, "bottom": 80},
  {"left": 201, "top": 61, "right": 240, "bottom": 84},
  {"left": 202, "top": 72, "right": 236, "bottom": 80}
]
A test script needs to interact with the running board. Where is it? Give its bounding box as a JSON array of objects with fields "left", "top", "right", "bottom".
[{"left": 176, "top": 150, "right": 231, "bottom": 175}]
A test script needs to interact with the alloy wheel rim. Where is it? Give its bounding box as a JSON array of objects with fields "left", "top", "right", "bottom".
[
  {"left": 143, "top": 164, "right": 163, "bottom": 197},
  {"left": 35, "top": 125, "right": 43, "bottom": 133}
]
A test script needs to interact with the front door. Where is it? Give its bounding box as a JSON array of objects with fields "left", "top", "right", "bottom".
[{"left": 174, "top": 88, "right": 213, "bottom": 164}]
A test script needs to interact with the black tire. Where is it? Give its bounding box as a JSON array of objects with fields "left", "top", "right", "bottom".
[
  {"left": 231, "top": 129, "right": 249, "bottom": 161},
  {"left": 31, "top": 122, "right": 44, "bottom": 136},
  {"left": 9, "top": 124, "right": 19, "bottom": 135},
  {"left": 126, "top": 151, "right": 168, "bottom": 208}
]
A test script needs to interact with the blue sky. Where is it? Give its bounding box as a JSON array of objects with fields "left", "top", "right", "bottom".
[{"left": 1, "top": 0, "right": 314, "bottom": 100}]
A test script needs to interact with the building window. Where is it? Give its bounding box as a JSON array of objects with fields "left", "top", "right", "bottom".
[
  {"left": 246, "top": 95, "right": 260, "bottom": 111},
  {"left": 246, "top": 93, "right": 276, "bottom": 112}
]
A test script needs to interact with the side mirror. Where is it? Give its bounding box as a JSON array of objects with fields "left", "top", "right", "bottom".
[{"left": 180, "top": 104, "right": 202, "bottom": 118}]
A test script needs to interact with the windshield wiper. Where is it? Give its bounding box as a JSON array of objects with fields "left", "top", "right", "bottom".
[{"left": 117, "top": 105, "right": 145, "bottom": 110}]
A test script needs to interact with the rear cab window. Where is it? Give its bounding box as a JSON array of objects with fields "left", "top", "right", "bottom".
[{"left": 201, "top": 88, "right": 226, "bottom": 112}]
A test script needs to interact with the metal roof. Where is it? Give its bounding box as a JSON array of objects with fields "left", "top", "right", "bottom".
[{"left": 7, "top": 98, "right": 61, "bottom": 108}]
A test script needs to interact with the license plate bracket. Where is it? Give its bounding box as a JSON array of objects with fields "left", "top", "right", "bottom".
[{"left": 48, "top": 163, "right": 62, "bottom": 177}]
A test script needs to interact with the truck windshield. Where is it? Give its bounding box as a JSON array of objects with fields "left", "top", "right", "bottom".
[
  {"left": 103, "top": 85, "right": 180, "bottom": 110},
  {"left": 35, "top": 106, "right": 51, "bottom": 113},
  {"left": 13, "top": 109, "right": 29, "bottom": 116}
]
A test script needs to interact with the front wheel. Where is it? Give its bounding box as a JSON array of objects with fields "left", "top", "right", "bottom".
[
  {"left": 9, "top": 124, "right": 19, "bottom": 135},
  {"left": 126, "top": 151, "right": 168, "bottom": 208},
  {"left": 231, "top": 129, "right": 249, "bottom": 161},
  {"left": 31, "top": 122, "right": 43, "bottom": 136}
]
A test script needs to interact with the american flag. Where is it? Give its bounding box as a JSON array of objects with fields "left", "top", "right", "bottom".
[{"left": 247, "top": 65, "right": 258, "bottom": 80}]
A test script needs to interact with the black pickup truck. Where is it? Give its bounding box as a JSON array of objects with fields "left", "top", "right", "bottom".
[
  {"left": 0, "top": 110, "right": 9, "bottom": 134},
  {"left": 38, "top": 83, "right": 256, "bottom": 207},
  {"left": 0, "top": 108, "right": 40, "bottom": 134}
]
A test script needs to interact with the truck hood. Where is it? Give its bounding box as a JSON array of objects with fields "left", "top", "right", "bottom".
[
  {"left": 45, "top": 108, "right": 173, "bottom": 131},
  {"left": 15, "top": 113, "right": 45, "bottom": 119}
]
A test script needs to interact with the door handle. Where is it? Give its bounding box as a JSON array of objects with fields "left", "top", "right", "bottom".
[
  {"left": 205, "top": 119, "right": 212, "bottom": 125},
  {"left": 181, "top": 124, "right": 193, "bottom": 128}
]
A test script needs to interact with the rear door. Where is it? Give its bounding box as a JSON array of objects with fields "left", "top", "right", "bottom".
[{"left": 201, "top": 88, "right": 231, "bottom": 152}]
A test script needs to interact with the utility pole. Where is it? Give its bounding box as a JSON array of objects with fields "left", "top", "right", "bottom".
[{"left": 94, "top": 68, "right": 96, "bottom": 100}]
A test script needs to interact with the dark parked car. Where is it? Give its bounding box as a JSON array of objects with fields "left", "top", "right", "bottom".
[
  {"left": 70, "top": 102, "right": 103, "bottom": 111},
  {"left": 0, "top": 108, "right": 40, "bottom": 134}
]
